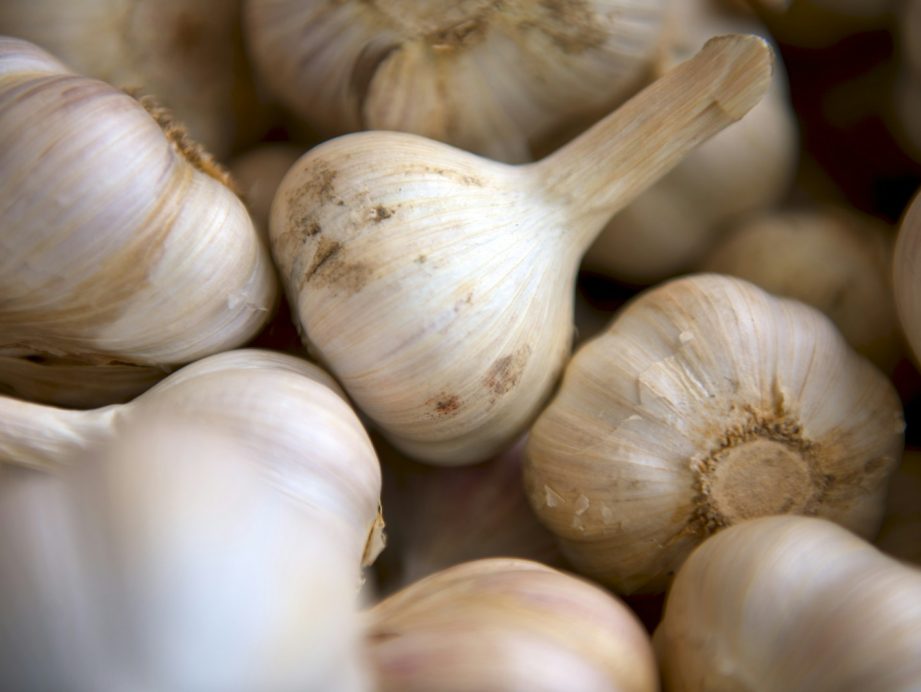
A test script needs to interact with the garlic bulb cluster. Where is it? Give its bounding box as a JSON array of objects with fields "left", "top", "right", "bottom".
[
  {"left": 875, "top": 451, "right": 921, "bottom": 565},
  {"left": 271, "top": 35, "right": 774, "bottom": 465},
  {"left": 367, "top": 558, "right": 658, "bottom": 691},
  {"left": 0, "top": 349, "right": 384, "bottom": 569},
  {"left": 0, "top": 416, "right": 369, "bottom": 692},
  {"left": 894, "top": 188, "right": 921, "bottom": 365},
  {"left": 584, "top": 0, "right": 797, "bottom": 284},
  {"left": 246, "top": 0, "right": 668, "bottom": 164},
  {"left": 0, "top": 37, "right": 277, "bottom": 403},
  {"left": 525, "top": 274, "right": 904, "bottom": 594},
  {"left": 702, "top": 207, "right": 899, "bottom": 369},
  {"left": 655, "top": 515, "right": 921, "bottom": 691},
  {"left": 230, "top": 144, "right": 304, "bottom": 241},
  {"left": 0, "top": 0, "right": 268, "bottom": 158}
]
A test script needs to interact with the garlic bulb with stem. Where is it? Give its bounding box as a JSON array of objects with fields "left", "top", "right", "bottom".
[
  {"left": 367, "top": 558, "right": 658, "bottom": 692},
  {"left": 655, "top": 515, "right": 921, "bottom": 691},
  {"left": 230, "top": 143, "right": 304, "bottom": 242},
  {"left": 246, "top": 0, "right": 668, "bottom": 163},
  {"left": 0, "top": 416, "right": 370, "bottom": 692},
  {"left": 524, "top": 274, "right": 904, "bottom": 594},
  {"left": 0, "top": 37, "right": 277, "bottom": 402},
  {"left": 271, "top": 35, "right": 774, "bottom": 465},
  {"left": 0, "top": 0, "right": 269, "bottom": 158},
  {"left": 0, "top": 349, "right": 385, "bottom": 570},
  {"left": 701, "top": 206, "right": 900, "bottom": 369}
]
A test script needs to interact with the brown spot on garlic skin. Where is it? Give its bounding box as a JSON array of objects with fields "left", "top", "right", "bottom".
[
  {"left": 518, "top": 0, "right": 607, "bottom": 55},
  {"left": 428, "top": 394, "right": 462, "bottom": 416},
  {"left": 415, "top": 254, "right": 427, "bottom": 264},
  {"left": 370, "top": 205, "right": 393, "bottom": 221},
  {"left": 427, "top": 17, "right": 487, "bottom": 50},
  {"left": 298, "top": 237, "right": 373, "bottom": 296},
  {"left": 419, "top": 166, "right": 484, "bottom": 187},
  {"left": 484, "top": 345, "right": 531, "bottom": 397}
]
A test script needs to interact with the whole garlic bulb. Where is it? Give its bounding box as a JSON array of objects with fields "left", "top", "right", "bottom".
[
  {"left": 245, "top": 0, "right": 668, "bottom": 163},
  {"left": 0, "top": 0, "right": 268, "bottom": 158},
  {"left": 702, "top": 207, "right": 899, "bottom": 369},
  {"left": 367, "top": 558, "right": 658, "bottom": 691},
  {"left": 655, "top": 515, "right": 921, "bottom": 691},
  {"left": 524, "top": 274, "right": 904, "bottom": 594},
  {"left": 583, "top": 0, "right": 797, "bottom": 284},
  {"left": 0, "top": 37, "right": 277, "bottom": 397},
  {"left": 0, "top": 417, "right": 369, "bottom": 692},
  {"left": 0, "top": 349, "right": 385, "bottom": 569},
  {"left": 270, "top": 35, "right": 774, "bottom": 465}
]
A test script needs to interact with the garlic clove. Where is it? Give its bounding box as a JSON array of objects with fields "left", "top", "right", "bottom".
[
  {"left": 245, "top": 0, "right": 669, "bottom": 163},
  {"left": 524, "top": 274, "right": 904, "bottom": 594},
  {"left": 367, "top": 558, "right": 658, "bottom": 692},
  {"left": 655, "top": 515, "right": 921, "bottom": 691},
  {"left": 271, "top": 34, "right": 774, "bottom": 465}
]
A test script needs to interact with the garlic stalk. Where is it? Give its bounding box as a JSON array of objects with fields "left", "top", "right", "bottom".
[
  {"left": 655, "top": 515, "right": 921, "bottom": 691},
  {"left": 524, "top": 274, "right": 904, "bottom": 594},
  {"left": 0, "top": 0, "right": 269, "bottom": 158},
  {"left": 230, "top": 144, "right": 304, "bottom": 242},
  {"left": 0, "top": 417, "right": 370, "bottom": 692},
  {"left": 875, "top": 451, "right": 921, "bottom": 565},
  {"left": 0, "top": 37, "right": 277, "bottom": 401},
  {"left": 246, "top": 0, "right": 668, "bottom": 163},
  {"left": 271, "top": 35, "right": 774, "bottom": 465},
  {"left": 701, "top": 206, "right": 900, "bottom": 369},
  {"left": 367, "top": 558, "right": 658, "bottom": 691},
  {"left": 0, "top": 349, "right": 385, "bottom": 569}
]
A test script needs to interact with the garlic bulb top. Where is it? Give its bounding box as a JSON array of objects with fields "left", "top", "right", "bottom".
[
  {"left": 0, "top": 0, "right": 268, "bottom": 158},
  {"left": 367, "top": 558, "right": 658, "bottom": 692},
  {"left": 524, "top": 274, "right": 904, "bottom": 594},
  {"left": 246, "top": 0, "right": 668, "bottom": 163},
  {"left": 0, "top": 349, "right": 385, "bottom": 569},
  {"left": 0, "top": 37, "right": 277, "bottom": 375},
  {"left": 655, "top": 515, "right": 921, "bottom": 691},
  {"left": 271, "top": 35, "right": 774, "bottom": 465}
]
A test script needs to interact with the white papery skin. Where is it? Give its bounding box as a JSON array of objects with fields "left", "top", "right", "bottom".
[
  {"left": 0, "top": 349, "right": 385, "bottom": 570},
  {"left": 0, "top": 37, "right": 277, "bottom": 384},
  {"left": 0, "top": 419, "right": 369, "bottom": 692},
  {"left": 0, "top": 0, "right": 266, "bottom": 157},
  {"left": 246, "top": 0, "right": 667, "bottom": 163},
  {"left": 655, "top": 516, "right": 921, "bottom": 691},
  {"left": 367, "top": 558, "right": 658, "bottom": 692},
  {"left": 270, "top": 35, "right": 775, "bottom": 465},
  {"left": 525, "top": 275, "right": 904, "bottom": 594}
]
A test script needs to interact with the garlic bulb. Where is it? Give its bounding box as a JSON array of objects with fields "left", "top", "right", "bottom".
[
  {"left": 0, "top": 416, "right": 369, "bottom": 692},
  {"left": 271, "top": 35, "right": 774, "bottom": 465},
  {"left": 0, "top": 37, "right": 277, "bottom": 400},
  {"left": 230, "top": 143, "right": 304, "bottom": 242},
  {"left": 702, "top": 207, "right": 900, "bottom": 369},
  {"left": 0, "top": 0, "right": 268, "bottom": 158},
  {"left": 524, "top": 274, "right": 904, "bottom": 594},
  {"left": 583, "top": 0, "right": 797, "bottom": 284},
  {"left": 655, "top": 515, "right": 921, "bottom": 691},
  {"left": 246, "top": 0, "right": 669, "bottom": 164},
  {"left": 876, "top": 451, "right": 921, "bottom": 565},
  {"left": 0, "top": 349, "right": 385, "bottom": 569},
  {"left": 895, "top": 1, "right": 921, "bottom": 160},
  {"left": 367, "top": 558, "right": 658, "bottom": 692},
  {"left": 894, "top": 188, "right": 921, "bottom": 365}
]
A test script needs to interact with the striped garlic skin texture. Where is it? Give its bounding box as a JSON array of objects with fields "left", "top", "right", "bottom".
[
  {"left": 0, "top": 37, "right": 276, "bottom": 371},
  {"left": 525, "top": 274, "right": 904, "bottom": 594},
  {"left": 0, "top": 349, "right": 385, "bottom": 571},
  {"left": 0, "top": 0, "right": 267, "bottom": 158},
  {"left": 367, "top": 558, "right": 658, "bottom": 692},
  {"left": 0, "top": 418, "right": 369, "bottom": 692},
  {"left": 655, "top": 515, "right": 921, "bottom": 691},
  {"left": 245, "top": 0, "right": 667, "bottom": 163}
]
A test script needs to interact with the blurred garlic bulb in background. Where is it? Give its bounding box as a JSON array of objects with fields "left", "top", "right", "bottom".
[
  {"left": 583, "top": 0, "right": 797, "bottom": 284},
  {"left": 230, "top": 144, "right": 304, "bottom": 241},
  {"left": 894, "top": 188, "right": 921, "bottom": 364},
  {"left": 0, "top": 417, "right": 369, "bottom": 692},
  {"left": 0, "top": 0, "right": 269, "bottom": 158},
  {"left": 655, "top": 516, "right": 921, "bottom": 691},
  {"left": 367, "top": 558, "right": 658, "bottom": 692},
  {"left": 894, "top": 0, "right": 921, "bottom": 161},
  {"left": 702, "top": 206, "right": 900, "bottom": 369},
  {"left": 875, "top": 450, "right": 921, "bottom": 565},
  {"left": 0, "top": 349, "right": 385, "bottom": 570},
  {"left": 270, "top": 35, "right": 773, "bottom": 465},
  {"left": 525, "top": 274, "right": 904, "bottom": 594},
  {"left": 245, "top": 0, "right": 668, "bottom": 163},
  {"left": 0, "top": 37, "right": 277, "bottom": 405}
]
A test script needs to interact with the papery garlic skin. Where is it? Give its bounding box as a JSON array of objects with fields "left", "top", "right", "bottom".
[
  {"left": 246, "top": 0, "right": 667, "bottom": 163},
  {"left": 0, "top": 37, "right": 277, "bottom": 379},
  {"left": 367, "top": 558, "right": 658, "bottom": 692},
  {"left": 525, "top": 274, "right": 904, "bottom": 594},
  {"left": 655, "top": 515, "right": 921, "bottom": 691}
]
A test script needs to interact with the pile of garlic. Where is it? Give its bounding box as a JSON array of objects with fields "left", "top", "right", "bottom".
[{"left": 2, "top": 0, "right": 921, "bottom": 689}]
